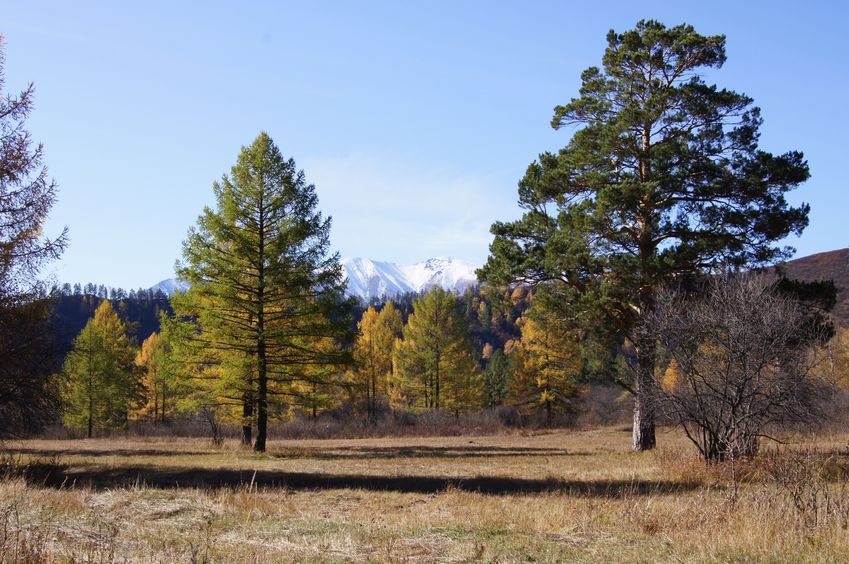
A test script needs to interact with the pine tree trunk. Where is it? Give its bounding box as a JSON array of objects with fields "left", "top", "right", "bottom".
[
  {"left": 632, "top": 338, "right": 657, "bottom": 451},
  {"left": 633, "top": 123, "right": 657, "bottom": 452}
]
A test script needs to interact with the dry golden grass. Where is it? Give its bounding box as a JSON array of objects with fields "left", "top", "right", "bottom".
[{"left": 2, "top": 427, "right": 849, "bottom": 562}]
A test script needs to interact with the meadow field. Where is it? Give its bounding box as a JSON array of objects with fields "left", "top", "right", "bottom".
[{"left": 2, "top": 427, "right": 849, "bottom": 562}]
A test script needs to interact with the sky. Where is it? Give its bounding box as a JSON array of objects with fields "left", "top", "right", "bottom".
[{"left": 4, "top": 1, "right": 848, "bottom": 289}]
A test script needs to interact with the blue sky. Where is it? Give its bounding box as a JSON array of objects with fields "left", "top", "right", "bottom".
[{"left": 4, "top": 1, "right": 848, "bottom": 288}]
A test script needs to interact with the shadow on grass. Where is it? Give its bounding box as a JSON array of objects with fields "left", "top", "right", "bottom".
[
  {"left": 272, "top": 445, "right": 579, "bottom": 460},
  {"left": 5, "top": 448, "right": 214, "bottom": 458},
  {"left": 18, "top": 463, "right": 700, "bottom": 497},
  {"left": 7, "top": 445, "right": 578, "bottom": 461}
]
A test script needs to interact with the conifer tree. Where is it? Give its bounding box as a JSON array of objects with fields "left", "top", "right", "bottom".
[
  {"left": 483, "top": 348, "right": 512, "bottom": 407},
  {"left": 135, "top": 331, "right": 179, "bottom": 423},
  {"left": 394, "top": 288, "right": 481, "bottom": 412},
  {"left": 174, "top": 132, "right": 351, "bottom": 452},
  {"left": 480, "top": 21, "right": 810, "bottom": 450},
  {"left": 62, "top": 301, "right": 138, "bottom": 437},
  {"left": 352, "top": 303, "right": 403, "bottom": 417},
  {"left": 511, "top": 309, "right": 583, "bottom": 422},
  {"left": 0, "top": 36, "right": 68, "bottom": 436}
]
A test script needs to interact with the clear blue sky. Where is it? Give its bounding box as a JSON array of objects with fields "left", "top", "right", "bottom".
[{"left": 5, "top": 1, "right": 848, "bottom": 289}]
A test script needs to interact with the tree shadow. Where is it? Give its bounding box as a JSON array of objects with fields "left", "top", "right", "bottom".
[
  {"left": 6, "top": 445, "right": 580, "bottom": 461},
  {"left": 5, "top": 448, "right": 214, "bottom": 458},
  {"left": 19, "top": 463, "right": 700, "bottom": 497},
  {"left": 272, "top": 445, "right": 579, "bottom": 460}
]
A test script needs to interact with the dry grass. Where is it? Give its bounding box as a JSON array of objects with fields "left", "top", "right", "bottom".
[{"left": 2, "top": 427, "right": 849, "bottom": 562}]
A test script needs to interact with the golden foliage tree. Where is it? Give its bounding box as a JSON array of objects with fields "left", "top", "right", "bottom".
[
  {"left": 62, "top": 301, "right": 139, "bottom": 437},
  {"left": 511, "top": 309, "right": 583, "bottom": 421},
  {"left": 352, "top": 303, "right": 403, "bottom": 417},
  {"left": 135, "top": 330, "right": 182, "bottom": 423}
]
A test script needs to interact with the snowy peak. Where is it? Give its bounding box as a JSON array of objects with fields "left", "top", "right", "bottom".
[
  {"left": 398, "top": 257, "right": 479, "bottom": 294},
  {"left": 341, "top": 257, "right": 478, "bottom": 301},
  {"left": 340, "top": 258, "right": 414, "bottom": 300},
  {"left": 150, "top": 278, "right": 189, "bottom": 296}
]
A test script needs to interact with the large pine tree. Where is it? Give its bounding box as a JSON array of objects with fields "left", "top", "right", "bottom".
[
  {"left": 479, "top": 21, "right": 810, "bottom": 450},
  {"left": 175, "top": 132, "right": 351, "bottom": 452}
]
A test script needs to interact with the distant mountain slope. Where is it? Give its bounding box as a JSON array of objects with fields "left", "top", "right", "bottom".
[
  {"left": 780, "top": 248, "right": 849, "bottom": 326},
  {"left": 150, "top": 278, "right": 189, "bottom": 296}
]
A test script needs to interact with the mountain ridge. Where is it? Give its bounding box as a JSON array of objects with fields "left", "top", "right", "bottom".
[
  {"left": 147, "top": 249, "right": 849, "bottom": 324},
  {"left": 150, "top": 257, "right": 479, "bottom": 301}
]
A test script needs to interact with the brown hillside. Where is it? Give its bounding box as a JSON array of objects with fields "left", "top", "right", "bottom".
[{"left": 779, "top": 248, "right": 849, "bottom": 327}]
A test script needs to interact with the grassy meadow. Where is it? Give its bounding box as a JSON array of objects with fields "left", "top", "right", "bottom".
[{"left": 2, "top": 427, "right": 849, "bottom": 562}]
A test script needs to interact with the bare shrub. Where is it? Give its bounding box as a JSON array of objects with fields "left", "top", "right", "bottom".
[
  {"left": 761, "top": 449, "right": 849, "bottom": 529},
  {"left": 651, "top": 274, "right": 830, "bottom": 461}
]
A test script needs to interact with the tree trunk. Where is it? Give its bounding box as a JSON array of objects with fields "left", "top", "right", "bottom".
[
  {"left": 87, "top": 341, "right": 94, "bottom": 439},
  {"left": 241, "top": 395, "right": 253, "bottom": 446},
  {"left": 632, "top": 121, "right": 657, "bottom": 452},
  {"left": 254, "top": 344, "right": 268, "bottom": 452},
  {"left": 254, "top": 190, "right": 268, "bottom": 453},
  {"left": 435, "top": 356, "right": 440, "bottom": 411},
  {"left": 632, "top": 337, "right": 657, "bottom": 451}
]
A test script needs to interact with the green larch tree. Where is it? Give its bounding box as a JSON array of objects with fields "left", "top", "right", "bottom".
[
  {"left": 62, "top": 300, "right": 138, "bottom": 437},
  {"left": 483, "top": 348, "right": 513, "bottom": 407},
  {"left": 479, "top": 21, "right": 810, "bottom": 450},
  {"left": 394, "top": 287, "right": 481, "bottom": 412},
  {"left": 174, "top": 132, "right": 352, "bottom": 452}
]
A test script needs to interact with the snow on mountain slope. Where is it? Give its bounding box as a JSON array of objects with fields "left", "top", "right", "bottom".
[
  {"left": 340, "top": 258, "right": 414, "bottom": 300},
  {"left": 150, "top": 278, "right": 189, "bottom": 296},
  {"left": 341, "top": 257, "right": 478, "bottom": 300},
  {"left": 150, "top": 257, "right": 479, "bottom": 301},
  {"left": 398, "top": 258, "right": 478, "bottom": 294}
]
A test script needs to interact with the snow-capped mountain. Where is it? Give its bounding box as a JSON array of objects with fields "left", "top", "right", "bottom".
[
  {"left": 341, "top": 258, "right": 413, "bottom": 299},
  {"left": 341, "top": 257, "right": 479, "bottom": 301},
  {"left": 149, "top": 257, "right": 479, "bottom": 300},
  {"left": 150, "top": 278, "right": 190, "bottom": 296}
]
